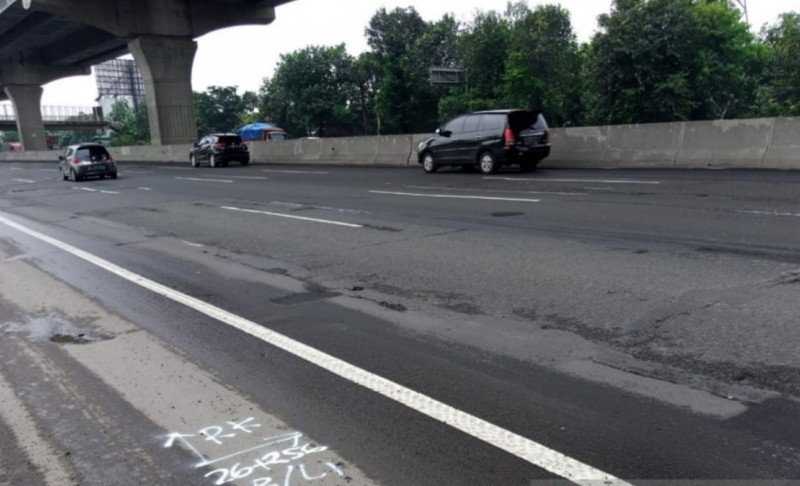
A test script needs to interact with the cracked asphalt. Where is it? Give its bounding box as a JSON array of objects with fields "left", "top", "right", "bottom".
[{"left": 0, "top": 161, "right": 799, "bottom": 485}]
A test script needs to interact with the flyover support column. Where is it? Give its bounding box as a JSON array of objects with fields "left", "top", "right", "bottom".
[
  {"left": 3, "top": 85, "right": 47, "bottom": 151},
  {"left": 129, "top": 36, "right": 197, "bottom": 146}
]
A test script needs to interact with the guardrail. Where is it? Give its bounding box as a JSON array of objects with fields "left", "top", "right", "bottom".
[{"left": 0, "top": 104, "right": 103, "bottom": 122}]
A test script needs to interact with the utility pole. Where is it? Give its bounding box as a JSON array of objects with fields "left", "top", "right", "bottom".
[{"left": 733, "top": 0, "right": 749, "bottom": 26}]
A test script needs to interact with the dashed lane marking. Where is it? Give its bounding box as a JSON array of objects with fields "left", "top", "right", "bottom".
[
  {"left": 73, "top": 187, "right": 97, "bottom": 193},
  {"left": 370, "top": 190, "right": 541, "bottom": 203},
  {"left": 12, "top": 178, "right": 36, "bottom": 184},
  {"left": 221, "top": 206, "right": 363, "bottom": 229},
  {"left": 0, "top": 211, "right": 630, "bottom": 486},
  {"left": 485, "top": 177, "right": 662, "bottom": 185},
  {"left": 405, "top": 185, "right": 586, "bottom": 197},
  {"left": 175, "top": 177, "right": 234, "bottom": 184},
  {"left": 262, "top": 169, "right": 330, "bottom": 175},
  {"left": 737, "top": 209, "right": 800, "bottom": 218}
]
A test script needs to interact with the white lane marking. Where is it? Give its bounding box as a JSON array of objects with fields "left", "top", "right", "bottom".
[
  {"left": 225, "top": 176, "right": 270, "bottom": 181},
  {"left": 181, "top": 240, "right": 205, "bottom": 248},
  {"left": 160, "top": 167, "right": 190, "bottom": 171},
  {"left": 405, "top": 185, "right": 586, "bottom": 197},
  {"left": 138, "top": 187, "right": 152, "bottom": 191},
  {"left": 175, "top": 177, "right": 234, "bottom": 184},
  {"left": 262, "top": 169, "right": 330, "bottom": 175},
  {"left": 737, "top": 209, "right": 800, "bottom": 218},
  {"left": 221, "top": 206, "right": 363, "bottom": 229},
  {"left": 9, "top": 167, "right": 22, "bottom": 171},
  {"left": 12, "top": 178, "right": 36, "bottom": 184},
  {"left": 74, "top": 187, "right": 98, "bottom": 193},
  {"left": 370, "top": 190, "right": 541, "bottom": 203},
  {"left": 0, "top": 212, "right": 629, "bottom": 486},
  {"left": 99, "top": 190, "right": 119, "bottom": 195},
  {"left": 485, "top": 177, "right": 662, "bottom": 185}
]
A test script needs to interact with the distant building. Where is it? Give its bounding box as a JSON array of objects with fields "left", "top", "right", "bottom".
[{"left": 94, "top": 59, "right": 145, "bottom": 116}]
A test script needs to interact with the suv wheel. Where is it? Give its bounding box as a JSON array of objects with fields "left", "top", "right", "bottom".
[
  {"left": 210, "top": 154, "right": 218, "bottom": 168},
  {"left": 479, "top": 152, "right": 498, "bottom": 175},
  {"left": 190, "top": 154, "right": 198, "bottom": 168},
  {"left": 422, "top": 153, "right": 437, "bottom": 173}
]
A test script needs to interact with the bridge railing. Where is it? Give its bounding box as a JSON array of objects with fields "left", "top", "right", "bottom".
[{"left": 0, "top": 104, "right": 104, "bottom": 122}]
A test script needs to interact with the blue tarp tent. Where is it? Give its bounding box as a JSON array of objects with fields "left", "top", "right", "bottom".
[{"left": 238, "top": 122, "right": 285, "bottom": 142}]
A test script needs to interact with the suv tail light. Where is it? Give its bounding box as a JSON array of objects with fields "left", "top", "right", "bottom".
[{"left": 504, "top": 127, "right": 516, "bottom": 147}]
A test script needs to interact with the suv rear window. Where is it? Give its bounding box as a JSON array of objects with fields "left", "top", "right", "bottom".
[
  {"left": 217, "top": 136, "right": 242, "bottom": 145},
  {"left": 509, "top": 111, "right": 548, "bottom": 133},
  {"left": 75, "top": 146, "right": 110, "bottom": 162}
]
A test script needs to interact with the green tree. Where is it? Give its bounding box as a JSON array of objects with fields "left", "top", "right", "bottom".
[
  {"left": 108, "top": 101, "right": 150, "bottom": 146},
  {"left": 757, "top": 13, "right": 800, "bottom": 116},
  {"left": 194, "top": 86, "right": 255, "bottom": 135},
  {"left": 587, "top": 0, "right": 761, "bottom": 125},
  {"left": 502, "top": 4, "right": 584, "bottom": 126},
  {"left": 259, "top": 45, "right": 359, "bottom": 137}
]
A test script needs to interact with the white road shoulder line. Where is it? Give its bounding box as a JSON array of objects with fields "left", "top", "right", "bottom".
[
  {"left": 370, "top": 190, "right": 541, "bottom": 203},
  {"left": 175, "top": 176, "right": 234, "bottom": 184},
  {"left": 222, "top": 206, "right": 363, "bottom": 229},
  {"left": 485, "top": 177, "right": 662, "bottom": 185},
  {"left": 12, "top": 178, "right": 36, "bottom": 184},
  {"left": 0, "top": 211, "right": 628, "bottom": 486}
]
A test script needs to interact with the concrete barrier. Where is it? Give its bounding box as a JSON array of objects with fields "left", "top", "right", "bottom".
[{"left": 1, "top": 117, "right": 799, "bottom": 170}]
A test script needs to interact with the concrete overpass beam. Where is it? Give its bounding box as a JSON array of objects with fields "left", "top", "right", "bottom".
[
  {"left": 3, "top": 85, "right": 47, "bottom": 151},
  {"left": 129, "top": 36, "right": 197, "bottom": 146}
]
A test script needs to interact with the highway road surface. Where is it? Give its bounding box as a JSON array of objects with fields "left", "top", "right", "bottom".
[{"left": 0, "top": 161, "right": 799, "bottom": 485}]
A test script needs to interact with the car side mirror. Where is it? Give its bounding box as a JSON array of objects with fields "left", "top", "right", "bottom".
[{"left": 436, "top": 128, "right": 452, "bottom": 138}]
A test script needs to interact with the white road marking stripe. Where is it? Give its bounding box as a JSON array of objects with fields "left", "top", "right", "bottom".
[
  {"left": 262, "top": 169, "right": 330, "bottom": 175},
  {"left": 737, "top": 209, "right": 800, "bottom": 218},
  {"left": 485, "top": 177, "right": 661, "bottom": 185},
  {"left": 370, "top": 190, "right": 541, "bottom": 203},
  {"left": 74, "top": 187, "right": 97, "bottom": 193},
  {"left": 12, "top": 178, "right": 35, "bottom": 184},
  {"left": 181, "top": 240, "right": 205, "bottom": 248},
  {"left": 221, "top": 206, "right": 363, "bottom": 229},
  {"left": 99, "top": 190, "right": 119, "bottom": 195},
  {"left": 175, "top": 177, "right": 234, "bottom": 184},
  {"left": 0, "top": 212, "right": 629, "bottom": 486},
  {"left": 225, "top": 176, "right": 270, "bottom": 181},
  {"left": 138, "top": 187, "right": 152, "bottom": 191},
  {"left": 405, "top": 185, "right": 586, "bottom": 197}
]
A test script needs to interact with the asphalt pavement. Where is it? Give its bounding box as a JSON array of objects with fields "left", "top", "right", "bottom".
[{"left": 0, "top": 160, "right": 799, "bottom": 486}]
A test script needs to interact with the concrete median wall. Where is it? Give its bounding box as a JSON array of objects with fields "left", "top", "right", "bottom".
[{"left": 1, "top": 117, "right": 799, "bottom": 170}]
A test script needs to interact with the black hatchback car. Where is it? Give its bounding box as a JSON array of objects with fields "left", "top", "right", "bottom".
[
  {"left": 190, "top": 133, "right": 250, "bottom": 168},
  {"left": 417, "top": 110, "right": 551, "bottom": 174}
]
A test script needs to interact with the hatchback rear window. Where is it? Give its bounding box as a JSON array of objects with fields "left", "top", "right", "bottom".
[
  {"left": 218, "top": 136, "right": 242, "bottom": 145},
  {"left": 269, "top": 132, "right": 287, "bottom": 141},
  {"left": 75, "top": 146, "right": 110, "bottom": 161}
]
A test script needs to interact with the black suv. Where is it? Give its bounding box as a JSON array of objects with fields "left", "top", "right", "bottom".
[
  {"left": 190, "top": 134, "right": 250, "bottom": 168},
  {"left": 417, "top": 110, "right": 550, "bottom": 174}
]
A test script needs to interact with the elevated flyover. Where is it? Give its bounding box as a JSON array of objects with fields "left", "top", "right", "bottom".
[
  {"left": 0, "top": 0, "right": 294, "bottom": 150},
  {"left": 0, "top": 105, "right": 109, "bottom": 131}
]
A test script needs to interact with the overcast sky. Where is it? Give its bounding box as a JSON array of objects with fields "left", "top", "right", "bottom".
[{"left": 9, "top": 0, "right": 796, "bottom": 107}]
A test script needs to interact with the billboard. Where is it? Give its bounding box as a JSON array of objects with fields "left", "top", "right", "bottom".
[{"left": 95, "top": 59, "right": 146, "bottom": 108}]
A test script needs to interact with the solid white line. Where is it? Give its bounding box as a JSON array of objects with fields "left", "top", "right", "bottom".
[
  {"left": 99, "top": 190, "right": 119, "bottom": 195},
  {"left": 181, "top": 240, "right": 205, "bottom": 248},
  {"left": 262, "top": 169, "right": 330, "bottom": 175},
  {"left": 737, "top": 209, "right": 800, "bottom": 218},
  {"left": 370, "top": 190, "right": 541, "bottom": 203},
  {"left": 0, "top": 211, "right": 629, "bottom": 486},
  {"left": 221, "top": 206, "right": 363, "bottom": 229},
  {"left": 175, "top": 177, "right": 234, "bottom": 184},
  {"left": 405, "top": 185, "right": 586, "bottom": 197},
  {"left": 12, "top": 178, "right": 35, "bottom": 184},
  {"left": 485, "top": 177, "right": 661, "bottom": 185}
]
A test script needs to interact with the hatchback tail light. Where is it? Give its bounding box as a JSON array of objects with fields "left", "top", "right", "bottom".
[{"left": 504, "top": 127, "right": 516, "bottom": 147}]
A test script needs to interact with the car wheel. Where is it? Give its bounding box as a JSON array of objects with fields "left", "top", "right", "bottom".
[
  {"left": 479, "top": 152, "right": 499, "bottom": 175},
  {"left": 422, "top": 153, "right": 438, "bottom": 173},
  {"left": 190, "top": 154, "right": 199, "bottom": 168},
  {"left": 70, "top": 169, "right": 79, "bottom": 182},
  {"left": 62, "top": 168, "right": 68, "bottom": 181},
  {"left": 210, "top": 154, "right": 218, "bottom": 168}
]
